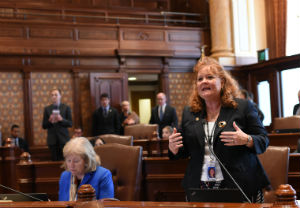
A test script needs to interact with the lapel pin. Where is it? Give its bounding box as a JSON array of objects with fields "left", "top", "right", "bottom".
[
  {"left": 218, "top": 121, "right": 226, "bottom": 128},
  {"left": 195, "top": 117, "right": 199, "bottom": 121}
]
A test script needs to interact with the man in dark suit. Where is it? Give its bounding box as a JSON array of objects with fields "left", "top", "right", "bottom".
[
  {"left": 92, "top": 93, "right": 121, "bottom": 136},
  {"left": 3, "top": 124, "right": 29, "bottom": 152},
  {"left": 293, "top": 90, "right": 300, "bottom": 115},
  {"left": 149, "top": 92, "right": 178, "bottom": 138},
  {"left": 42, "top": 88, "right": 72, "bottom": 161}
]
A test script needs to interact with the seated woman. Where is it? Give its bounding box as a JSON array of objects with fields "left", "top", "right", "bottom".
[{"left": 59, "top": 137, "right": 114, "bottom": 201}]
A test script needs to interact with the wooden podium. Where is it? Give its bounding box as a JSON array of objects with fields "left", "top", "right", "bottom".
[{"left": 0, "top": 146, "right": 22, "bottom": 193}]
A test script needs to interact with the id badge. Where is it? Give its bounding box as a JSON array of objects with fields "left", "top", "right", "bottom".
[{"left": 206, "top": 161, "right": 216, "bottom": 181}]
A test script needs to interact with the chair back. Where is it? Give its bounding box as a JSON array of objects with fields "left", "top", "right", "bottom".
[
  {"left": 94, "top": 143, "right": 143, "bottom": 201},
  {"left": 258, "top": 146, "right": 290, "bottom": 202},
  {"left": 273, "top": 116, "right": 300, "bottom": 133},
  {"left": 124, "top": 124, "right": 158, "bottom": 140},
  {"left": 98, "top": 134, "right": 133, "bottom": 146}
]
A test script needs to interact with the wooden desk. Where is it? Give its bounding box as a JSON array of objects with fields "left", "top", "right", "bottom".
[
  {"left": 268, "top": 133, "right": 300, "bottom": 152},
  {"left": 289, "top": 153, "right": 300, "bottom": 198},
  {"left": 0, "top": 146, "right": 22, "bottom": 193},
  {"left": 17, "top": 161, "right": 64, "bottom": 201},
  {"left": 0, "top": 201, "right": 275, "bottom": 208}
]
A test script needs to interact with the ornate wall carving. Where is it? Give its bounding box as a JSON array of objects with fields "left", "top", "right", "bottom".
[{"left": 169, "top": 72, "right": 194, "bottom": 124}]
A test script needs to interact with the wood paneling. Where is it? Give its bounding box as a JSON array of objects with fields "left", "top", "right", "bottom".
[
  {"left": 90, "top": 73, "right": 128, "bottom": 111},
  {"left": 232, "top": 54, "right": 300, "bottom": 130},
  {"left": 78, "top": 29, "right": 118, "bottom": 40}
]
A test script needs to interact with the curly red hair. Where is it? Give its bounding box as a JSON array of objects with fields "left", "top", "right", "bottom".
[{"left": 189, "top": 57, "right": 241, "bottom": 112}]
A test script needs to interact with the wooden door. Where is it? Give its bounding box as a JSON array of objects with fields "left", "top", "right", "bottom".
[{"left": 90, "top": 73, "right": 128, "bottom": 112}]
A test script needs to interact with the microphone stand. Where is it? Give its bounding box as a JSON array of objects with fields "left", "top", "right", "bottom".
[
  {"left": 208, "top": 143, "right": 252, "bottom": 203},
  {"left": 0, "top": 184, "right": 43, "bottom": 201}
]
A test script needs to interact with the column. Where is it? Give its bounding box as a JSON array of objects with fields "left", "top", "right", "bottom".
[{"left": 209, "top": 0, "right": 235, "bottom": 65}]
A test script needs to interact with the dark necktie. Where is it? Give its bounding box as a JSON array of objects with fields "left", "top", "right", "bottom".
[
  {"left": 159, "top": 107, "right": 164, "bottom": 121},
  {"left": 103, "top": 108, "right": 108, "bottom": 117}
]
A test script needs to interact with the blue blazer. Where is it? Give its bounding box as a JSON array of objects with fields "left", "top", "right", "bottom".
[
  {"left": 59, "top": 166, "right": 114, "bottom": 201},
  {"left": 169, "top": 99, "right": 270, "bottom": 201}
]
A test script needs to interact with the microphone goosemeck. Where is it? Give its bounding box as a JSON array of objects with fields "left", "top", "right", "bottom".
[
  {"left": 0, "top": 184, "right": 43, "bottom": 201},
  {"left": 207, "top": 141, "right": 252, "bottom": 203}
]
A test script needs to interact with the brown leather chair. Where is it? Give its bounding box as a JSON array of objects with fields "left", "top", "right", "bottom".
[
  {"left": 258, "top": 146, "right": 290, "bottom": 202},
  {"left": 98, "top": 134, "right": 133, "bottom": 146},
  {"left": 94, "top": 143, "right": 143, "bottom": 201},
  {"left": 124, "top": 124, "right": 158, "bottom": 140},
  {"left": 272, "top": 116, "right": 300, "bottom": 133}
]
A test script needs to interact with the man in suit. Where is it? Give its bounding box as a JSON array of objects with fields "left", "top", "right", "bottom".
[
  {"left": 149, "top": 92, "right": 178, "bottom": 138},
  {"left": 3, "top": 124, "right": 29, "bottom": 152},
  {"left": 92, "top": 93, "right": 121, "bottom": 136},
  {"left": 42, "top": 88, "right": 72, "bottom": 161},
  {"left": 293, "top": 90, "right": 300, "bottom": 115}
]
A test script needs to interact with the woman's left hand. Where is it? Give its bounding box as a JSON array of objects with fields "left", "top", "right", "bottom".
[{"left": 219, "top": 121, "right": 248, "bottom": 146}]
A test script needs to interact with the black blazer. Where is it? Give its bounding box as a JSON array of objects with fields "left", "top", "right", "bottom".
[
  {"left": 149, "top": 105, "right": 178, "bottom": 138},
  {"left": 169, "top": 99, "right": 270, "bottom": 200},
  {"left": 293, "top": 103, "right": 300, "bottom": 115},
  {"left": 42, "top": 103, "right": 72, "bottom": 146},
  {"left": 92, "top": 107, "right": 121, "bottom": 136}
]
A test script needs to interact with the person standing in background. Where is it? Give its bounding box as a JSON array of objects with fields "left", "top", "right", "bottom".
[
  {"left": 92, "top": 93, "right": 121, "bottom": 136},
  {"left": 149, "top": 92, "right": 178, "bottom": 138},
  {"left": 293, "top": 90, "right": 300, "bottom": 115},
  {"left": 240, "top": 89, "right": 264, "bottom": 123},
  {"left": 42, "top": 88, "right": 72, "bottom": 161}
]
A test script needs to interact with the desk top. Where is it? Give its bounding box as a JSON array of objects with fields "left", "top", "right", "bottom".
[{"left": 0, "top": 201, "right": 277, "bottom": 208}]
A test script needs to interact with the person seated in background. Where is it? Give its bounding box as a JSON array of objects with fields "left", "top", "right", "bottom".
[
  {"left": 293, "top": 90, "right": 300, "bottom": 115},
  {"left": 72, "top": 127, "right": 83, "bottom": 139},
  {"left": 120, "top": 100, "right": 140, "bottom": 135},
  {"left": 162, "top": 126, "right": 173, "bottom": 140},
  {"left": 3, "top": 124, "right": 29, "bottom": 152},
  {"left": 59, "top": 137, "right": 114, "bottom": 201},
  {"left": 240, "top": 89, "right": 264, "bottom": 122}
]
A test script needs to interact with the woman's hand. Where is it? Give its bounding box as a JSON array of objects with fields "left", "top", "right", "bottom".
[
  {"left": 220, "top": 122, "right": 253, "bottom": 147},
  {"left": 168, "top": 128, "right": 183, "bottom": 155}
]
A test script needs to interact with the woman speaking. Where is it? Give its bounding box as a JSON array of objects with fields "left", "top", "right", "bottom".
[{"left": 168, "top": 57, "right": 270, "bottom": 202}]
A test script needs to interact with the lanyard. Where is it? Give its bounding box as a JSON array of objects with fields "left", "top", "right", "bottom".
[{"left": 204, "top": 121, "right": 217, "bottom": 145}]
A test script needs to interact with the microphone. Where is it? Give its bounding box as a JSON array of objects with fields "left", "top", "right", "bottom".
[
  {"left": 207, "top": 141, "right": 252, "bottom": 203},
  {"left": 0, "top": 183, "right": 43, "bottom": 201}
]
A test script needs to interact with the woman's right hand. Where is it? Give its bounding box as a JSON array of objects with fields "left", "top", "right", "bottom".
[{"left": 168, "top": 128, "right": 183, "bottom": 155}]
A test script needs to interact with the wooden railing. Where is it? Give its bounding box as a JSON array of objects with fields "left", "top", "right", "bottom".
[{"left": 0, "top": 2, "right": 208, "bottom": 27}]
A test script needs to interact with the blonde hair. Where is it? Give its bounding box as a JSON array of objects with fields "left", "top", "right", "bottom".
[
  {"left": 189, "top": 57, "right": 241, "bottom": 112},
  {"left": 62, "top": 137, "right": 100, "bottom": 173}
]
